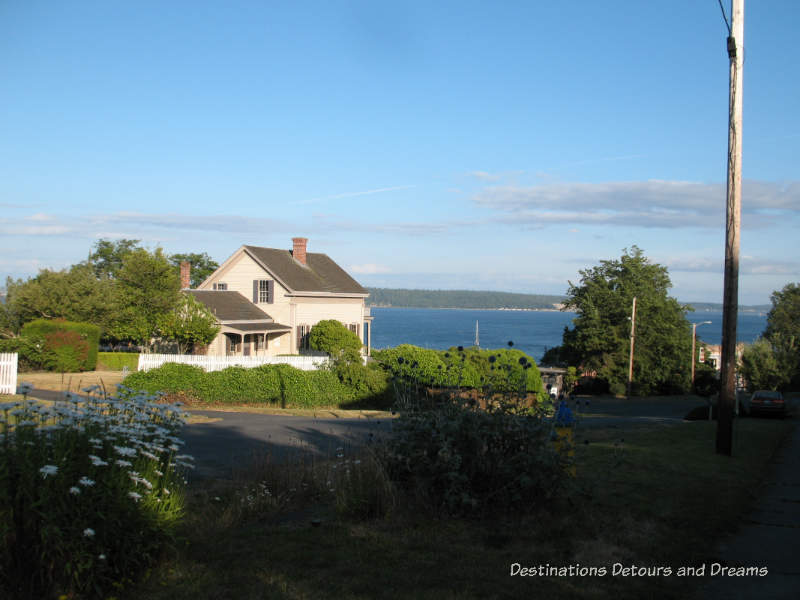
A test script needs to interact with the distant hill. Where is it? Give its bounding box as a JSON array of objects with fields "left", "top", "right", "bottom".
[
  {"left": 365, "top": 288, "right": 772, "bottom": 313},
  {"left": 366, "top": 288, "right": 566, "bottom": 310},
  {"left": 685, "top": 302, "right": 771, "bottom": 313}
]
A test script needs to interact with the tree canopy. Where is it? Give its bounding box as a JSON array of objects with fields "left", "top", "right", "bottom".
[
  {"left": 740, "top": 282, "right": 800, "bottom": 391},
  {"left": 309, "top": 319, "right": 363, "bottom": 363},
  {"left": 168, "top": 253, "right": 219, "bottom": 288},
  {"left": 157, "top": 294, "right": 220, "bottom": 354},
  {"left": 557, "top": 247, "right": 692, "bottom": 396}
]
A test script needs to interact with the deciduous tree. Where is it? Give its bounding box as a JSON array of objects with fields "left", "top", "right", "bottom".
[
  {"left": 157, "top": 294, "right": 220, "bottom": 353},
  {"left": 168, "top": 252, "right": 219, "bottom": 288}
]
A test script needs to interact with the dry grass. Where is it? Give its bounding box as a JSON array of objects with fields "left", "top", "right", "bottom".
[{"left": 16, "top": 370, "right": 127, "bottom": 393}]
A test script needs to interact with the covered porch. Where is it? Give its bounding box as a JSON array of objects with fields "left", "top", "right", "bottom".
[{"left": 220, "top": 322, "right": 292, "bottom": 357}]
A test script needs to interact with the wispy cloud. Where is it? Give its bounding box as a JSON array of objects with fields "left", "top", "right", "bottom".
[
  {"left": 92, "top": 213, "right": 290, "bottom": 234},
  {"left": 294, "top": 184, "right": 416, "bottom": 205},
  {"left": 666, "top": 256, "right": 800, "bottom": 276},
  {"left": 349, "top": 263, "right": 391, "bottom": 275},
  {"left": 474, "top": 180, "right": 800, "bottom": 229}
]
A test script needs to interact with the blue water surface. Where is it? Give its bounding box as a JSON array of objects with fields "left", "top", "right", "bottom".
[{"left": 369, "top": 308, "right": 767, "bottom": 362}]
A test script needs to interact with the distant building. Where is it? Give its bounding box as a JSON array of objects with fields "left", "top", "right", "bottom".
[{"left": 183, "top": 238, "right": 372, "bottom": 357}]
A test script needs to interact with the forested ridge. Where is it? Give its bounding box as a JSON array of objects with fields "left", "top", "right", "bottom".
[
  {"left": 365, "top": 288, "right": 771, "bottom": 312},
  {"left": 366, "top": 288, "right": 566, "bottom": 310}
]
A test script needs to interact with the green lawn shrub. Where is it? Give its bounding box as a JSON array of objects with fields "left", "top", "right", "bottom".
[
  {"left": 122, "top": 363, "right": 356, "bottom": 409},
  {"left": 334, "top": 361, "right": 392, "bottom": 409},
  {"left": 97, "top": 352, "right": 140, "bottom": 371},
  {"left": 373, "top": 344, "right": 546, "bottom": 398},
  {"left": 20, "top": 319, "right": 100, "bottom": 371},
  {"left": 0, "top": 336, "right": 45, "bottom": 371}
]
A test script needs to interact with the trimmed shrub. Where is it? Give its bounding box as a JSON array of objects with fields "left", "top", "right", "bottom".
[
  {"left": 334, "top": 361, "right": 392, "bottom": 409},
  {"left": 21, "top": 319, "right": 100, "bottom": 371},
  {"left": 97, "top": 352, "right": 140, "bottom": 371},
  {"left": 43, "top": 330, "right": 89, "bottom": 373},
  {"left": 308, "top": 319, "right": 362, "bottom": 362},
  {"left": 0, "top": 337, "right": 45, "bottom": 371},
  {"left": 122, "top": 363, "right": 356, "bottom": 409}
]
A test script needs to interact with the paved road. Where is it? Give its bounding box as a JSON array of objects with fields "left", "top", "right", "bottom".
[{"left": 183, "top": 410, "right": 393, "bottom": 479}]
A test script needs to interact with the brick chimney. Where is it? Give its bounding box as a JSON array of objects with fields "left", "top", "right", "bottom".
[
  {"left": 180, "top": 261, "right": 191, "bottom": 289},
  {"left": 292, "top": 237, "right": 308, "bottom": 265}
]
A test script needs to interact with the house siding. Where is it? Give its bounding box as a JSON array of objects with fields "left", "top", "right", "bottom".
[{"left": 197, "top": 246, "right": 368, "bottom": 356}]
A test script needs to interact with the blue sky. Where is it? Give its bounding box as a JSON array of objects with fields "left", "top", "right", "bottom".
[{"left": 1, "top": 1, "right": 797, "bottom": 305}]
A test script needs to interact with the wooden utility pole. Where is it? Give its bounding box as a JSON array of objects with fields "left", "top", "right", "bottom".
[
  {"left": 717, "top": 0, "right": 744, "bottom": 456},
  {"left": 627, "top": 296, "right": 637, "bottom": 398}
]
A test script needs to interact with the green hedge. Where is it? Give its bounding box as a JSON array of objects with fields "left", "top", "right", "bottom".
[
  {"left": 97, "top": 352, "right": 140, "bottom": 371},
  {"left": 21, "top": 319, "right": 101, "bottom": 371},
  {"left": 373, "top": 344, "right": 545, "bottom": 396},
  {"left": 122, "top": 363, "right": 356, "bottom": 409},
  {"left": 0, "top": 336, "right": 45, "bottom": 371}
]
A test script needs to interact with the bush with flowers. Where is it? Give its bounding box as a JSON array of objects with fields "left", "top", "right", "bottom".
[{"left": 0, "top": 383, "right": 191, "bottom": 599}]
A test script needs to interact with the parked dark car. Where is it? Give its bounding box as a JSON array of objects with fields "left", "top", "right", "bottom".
[{"left": 747, "top": 390, "right": 787, "bottom": 417}]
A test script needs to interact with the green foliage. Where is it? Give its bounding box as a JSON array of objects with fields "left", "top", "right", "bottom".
[
  {"left": 762, "top": 283, "right": 800, "bottom": 390},
  {"left": 89, "top": 238, "right": 142, "bottom": 279},
  {"left": 384, "top": 399, "right": 566, "bottom": 516},
  {"left": 693, "top": 362, "right": 720, "bottom": 397},
  {"left": 108, "top": 248, "right": 182, "bottom": 345},
  {"left": 373, "top": 344, "right": 545, "bottom": 396},
  {"left": 157, "top": 294, "right": 220, "bottom": 354},
  {"left": 0, "top": 337, "right": 45, "bottom": 371},
  {"left": 308, "top": 319, "right": 363, "bottom": 363},
  {"left": 4, "top": 265, "right": 117, "bottom": 334},
  {"left": 373, "top": 345, "right": 447, "bottom": 384},
  {"left": 97, "top": 352, "right": 140, "bottom": 371},
  {"left": 122, "top": 363, "right": 356, "bottom": 409},
  {"left": 367, "top": 288, "right": 565, "bottom": 309},
  {"left": 168, "top": 252, "right": 219, "bottom": 288},
  {"left": 559, "top": 246, "right": 692, "bottom": 396},
  {"left": 43, "top": 330, "right": 89, "bottom": 373},
  {"left": 334, "top": 361, "right": 392, "bottom": 409},
  {"left": 21, "top": 319, "right": 100, "bottom": 371},
  {"left": 739, "top": 339, "right": 785, "bottom": 392},
  {"left": 0, "top": 389, "right": 187, "bottom": 600}
]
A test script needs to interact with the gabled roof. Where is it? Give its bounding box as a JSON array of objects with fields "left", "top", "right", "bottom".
[
  {"left": 186, "top": 290, "right": 274, "bottom": 322},
  {"left": 243, "top": 245, "right": 367, "bottom": 295}
]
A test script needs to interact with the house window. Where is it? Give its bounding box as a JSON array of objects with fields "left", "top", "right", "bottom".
[
  {"left": 213, "top": 282, "right": 227, "bottom": 290},
  {"left": 348, "top": 323, "right": 360, "bottom": 338},
  {"left": 297, "top": 325, "right": 311, "bottom": 351},
  {"left": 253, "top": 279, "right": 274, "bottom": 303}
]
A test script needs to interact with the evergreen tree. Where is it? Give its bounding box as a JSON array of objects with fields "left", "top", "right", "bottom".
[{"left": 558, "top": 247, "right": 692, "bottom": 395}]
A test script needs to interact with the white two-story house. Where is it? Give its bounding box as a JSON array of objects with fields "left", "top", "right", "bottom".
[{"left": 182, "top": 238, "right": 372, "bottom": 357}]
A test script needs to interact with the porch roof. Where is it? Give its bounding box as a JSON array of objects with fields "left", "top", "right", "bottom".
[{"left": 221, "top": 321, "right": 292, "bottom": 334}]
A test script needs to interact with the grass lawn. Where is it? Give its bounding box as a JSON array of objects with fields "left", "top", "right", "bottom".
[
  {"left": 123, "top": 417, "right": 795, "bottom": 600},
  {"left": 16, "top": 370, "right": 127, "bottom": 393}
]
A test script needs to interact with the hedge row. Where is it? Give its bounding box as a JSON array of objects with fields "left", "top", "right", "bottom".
[
  {"left": 121, "top": 363, "right": 356, "bottom": 409},
  {"left": 98, "top": 352, "right": 140, "bottom": 371},
  {"left": 372, "top": 344, "right": 545, "bottom": 396}
]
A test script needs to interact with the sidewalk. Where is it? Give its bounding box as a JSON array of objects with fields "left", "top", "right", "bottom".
[{"left": 697, "top": 421, "right": 800, "bottom": 599}]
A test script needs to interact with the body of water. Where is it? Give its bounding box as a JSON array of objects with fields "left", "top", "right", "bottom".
[{"left": 369, "top": 308, "right": 767, "bottom": 362}]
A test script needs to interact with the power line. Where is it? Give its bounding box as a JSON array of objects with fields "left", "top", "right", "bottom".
[{"left": 717, "top": 0, "right": 732, "bottom": 35}]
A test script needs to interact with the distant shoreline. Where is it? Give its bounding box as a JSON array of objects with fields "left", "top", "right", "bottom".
[{"left": 368, "top": 306, "right": 571, "bottom": 312}]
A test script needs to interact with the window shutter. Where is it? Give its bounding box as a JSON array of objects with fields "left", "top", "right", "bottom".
[
  {"left": 267, "top": 280, "right": 274, "bottom": 304},
  {"left": 253, "top": 280, "right": 258, "bottom": 303}
]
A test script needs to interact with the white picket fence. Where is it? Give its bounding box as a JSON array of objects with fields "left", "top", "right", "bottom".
[
  {"left": 137, "top": 353, "right": 330, "bottom": 373},
  {"left": 0, "top": 353, "right": 18, "bottom": 394}
]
